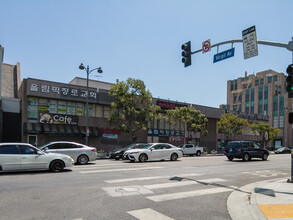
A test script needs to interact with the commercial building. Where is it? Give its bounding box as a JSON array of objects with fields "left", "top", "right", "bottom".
[
  {"left": 0, "top": 46, "right": 21, "bottom": 142},
  {"left": 222, "top": 69, "right": 291, "bottom": 148}
]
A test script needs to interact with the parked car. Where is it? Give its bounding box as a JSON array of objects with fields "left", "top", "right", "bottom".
[
  {"left": 40, "top": 141, "right": 97, "bottom": 165},
  {"left": 0, "top": 143, "right": 74, "bottom": 172},
  {"left": 109, "top": 143, "right": 147, "bottom": 160},
  {"left": 275, "top": 147, "right": 292, "bottom": 154},
  {"left": 178, "top": 144, "right": 203, "bottom": 156},
  {"left": 224, "top": 141, "right": 269, "bottom": 161},
  {"left": 124, "top": 143, "right": 183, "bottom": 162}
]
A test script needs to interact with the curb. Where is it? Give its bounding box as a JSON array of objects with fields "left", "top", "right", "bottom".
[{"left": 227, "top": 180, "right": 268, "bottom": 220}]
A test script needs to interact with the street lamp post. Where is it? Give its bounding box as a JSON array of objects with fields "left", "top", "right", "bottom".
[{"left": 79, "top": 63, "right": 103, "bottom": 145}]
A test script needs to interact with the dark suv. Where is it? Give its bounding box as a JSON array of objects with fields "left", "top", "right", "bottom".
[{"left": 224, "top": 141, "right": 269, "bottom": 161}]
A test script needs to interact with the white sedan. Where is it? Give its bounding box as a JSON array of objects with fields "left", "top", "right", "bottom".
[
  {"left": 0, "top": 143, "right": 74, "bottom": 172},
  {"left": 124, "top": 143, "right": 183, "bottom": 162}
]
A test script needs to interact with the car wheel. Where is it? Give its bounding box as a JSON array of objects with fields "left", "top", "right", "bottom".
[
  {"left": 262, "top": 153, "right": 268, "bottom": 161},
  {"left": 77, "top": 154, "right": 89, "bottom": 165},
  {"left": 243, "top": 153, "right": 250, "bottom": 162},
  {"left": 196, "top": 151, "right": 201, "bottom": 156},
  {"left": 228, "top": 157, "right": 233, "bottom": 161},
  {"left": 139, "top": 153, "right": 148, "bottom": 162},
  {"left": 170, "top": 153, "right": 178, "bottom": 161},
  {"left": 115, "top": 156, "right": 120, "bottom": 160},
  {"left": 49, "top": 160, "right": 64, "bottom": 172}
]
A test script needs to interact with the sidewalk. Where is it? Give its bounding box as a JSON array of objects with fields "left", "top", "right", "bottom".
[{"left": 227, "top": 178, "right": 293, "bottom": 220}]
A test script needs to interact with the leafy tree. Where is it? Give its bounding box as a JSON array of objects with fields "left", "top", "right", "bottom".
[
  {"left": 108, "top": 78, "right": 160, "bottom": 142},
  {"left": 217, "top": 113, "right": 249, "bottom": 141},
  {"left": 165, "top": 106, "right": 208, "bottom": 141},
  {"left": 250, "top": 122, "right": 280, "bottom": 148}
]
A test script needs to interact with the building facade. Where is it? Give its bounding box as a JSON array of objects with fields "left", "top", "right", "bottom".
[
  {"left": 222, "top": 69, "right": 291, "bottom": 148},
  {"left": 0, "top": 46, "right": 21, "bottom": 142}
]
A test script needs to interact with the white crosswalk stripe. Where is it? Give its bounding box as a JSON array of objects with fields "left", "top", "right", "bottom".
[
  {"left": 127, "top": 208, "right": 174, "bottom": 220},
  {"left": 79, "top": 166, "right": 164, "bottom": 174},
  {"left": 143, "top": 178, "right": 226, "bottom": 190},
  {"left": 146, "top": 186, "right": 236, "bottom": 202},
  {"left": 104, "top": 173, "right": 201, "bottom": 183}
]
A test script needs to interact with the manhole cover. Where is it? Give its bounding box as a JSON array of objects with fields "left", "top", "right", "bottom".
[{"left": 115, "top": 187, "right": 140, "bottom": 194}]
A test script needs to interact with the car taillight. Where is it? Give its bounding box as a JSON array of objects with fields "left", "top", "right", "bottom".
[
  {"left": 91, "top": 149, "right": 96, "bottom": 152},
  {"left": 237, "top": 148, "right": 241, "bottom": 152}
]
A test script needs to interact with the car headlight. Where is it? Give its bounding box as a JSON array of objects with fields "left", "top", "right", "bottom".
[{"left": 129, "top": 151, "right": 139, "bottom": 154}]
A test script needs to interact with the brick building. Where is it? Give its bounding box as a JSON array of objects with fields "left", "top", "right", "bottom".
[{"left": 222, "top": 69, "right": 291, "bottom": 148}]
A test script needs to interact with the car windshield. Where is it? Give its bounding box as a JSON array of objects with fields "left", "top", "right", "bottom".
[
  {"left": 277, "top": 147, "right": 285, "bottom": 151},
  {"left": 127, "top": 144, "right": 147, "bottom": 149},
  {"left": 140, "top": 144, "right": 154, "bottom": 149}
]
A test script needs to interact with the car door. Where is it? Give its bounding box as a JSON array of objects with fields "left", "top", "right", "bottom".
[
  {"left": 252, "top": 143, "right": 262, "bottom": 157},
  {"left": 0, "top": 145, "right": 21, "bottom": 171},
  {"left": 58, "top": 143, "right": 78, "bottom": 161},
  {"left": 149, "top": 144, "right": 164, "bottom": 160},
  {"left": 184, "top": 144, "right": 194, "bottom": 155},
  {"left": 19, "top": 145, "right": 48, "bottom": 170},
  {"left": 162, "top": 144, "right": 173, "bottom": 159}
]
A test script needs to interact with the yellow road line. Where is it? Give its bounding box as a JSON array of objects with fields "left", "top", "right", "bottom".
[{"left": 258, "top": 204, "right": 293, "bottom": 218}]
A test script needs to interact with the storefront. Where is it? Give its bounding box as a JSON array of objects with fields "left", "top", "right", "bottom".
[{"left": 19, "top": 78, "right": 146, "bottom": 151}]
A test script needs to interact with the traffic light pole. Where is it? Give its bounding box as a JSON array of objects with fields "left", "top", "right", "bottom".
[{"left": 191, "top": 39, "right": 293, "bottom": 54}]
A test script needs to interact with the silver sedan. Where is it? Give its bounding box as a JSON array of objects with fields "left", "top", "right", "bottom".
[{"left": 40, "top": 141, "right": 97, "bottom": 165}]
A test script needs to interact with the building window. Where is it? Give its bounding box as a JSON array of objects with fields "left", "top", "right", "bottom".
[
  {"left": 250, "top": 102, "right": 254, "bottom": 114},
  {"left": 259, "top": 86, "right": 263, "bottom": 100},
  {"left": 264, "top": 85, "right": 268, "bottom": 100},
  {"left": 76, "top": 103, "right": 85, "bottom": 115},
  {"left": 268, "top": 76, "right": 272, "bottom": 83},
  {"left": 233, "top": 94, "right": 237, "bottom": 103},
  {"left": 251, "top": 88, "right": 255, "bottom": 102},
  {"left": 95, "top": 105, "right": 103, "bottom": 117},
  {"left": 255, "top": 78, "right": 259, "bottom": 86},
  {"left": 230, "top": 81, "right": 234, "bottom": 91},
  {"left": 103, "top": 106, "right": 111, "bottom": 118},
  {"left": 260, "top": 78, "right": 264, "bottom": 85},
  {"left": 258, "top": 100, "right": 263, "bottom": 114},
  {"left": 234, "top": 80, "right": 238, "bottom": 90},
  {"left": 264, "top": 99, "right": 268, "bottom": 115},
  {"left": 273, "top": 75, "right": 278, "bottom": 82},
  {"left": 246, "top": 89, "right": 250, "bottom": 102},
  {"left": 238, "top": 92, "right": 242, "bottom": 102},
  {"left": 233, "top": 105, "right": 238, "bottom": 111},
  {"left": 245, "top": 103, "right": 249, "bottom": 113},
  {"left": 57, "top": 101, "right": 67, "bottom": 114},
  {"left": 27, "top": 98, "right": 38, "bottom": 119}
]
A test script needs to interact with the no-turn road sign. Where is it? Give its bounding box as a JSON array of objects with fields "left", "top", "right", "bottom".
[{"left": 202, "top": 39, "right": 211, "bottom": 53}]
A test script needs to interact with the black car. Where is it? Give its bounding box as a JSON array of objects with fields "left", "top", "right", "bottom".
[
  {"left": 275, "top": 147, "right": 292, "bottom": 154},
  {"left": 224, "top": 141, "right": 269, "bottom": 161},
  {"left": 109, "top": 143, "right": 146, "bottom": 160}
]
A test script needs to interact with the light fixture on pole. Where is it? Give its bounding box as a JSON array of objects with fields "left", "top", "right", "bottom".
[{"left": 79, "top": 63, "right": 103, "bottom": 145}]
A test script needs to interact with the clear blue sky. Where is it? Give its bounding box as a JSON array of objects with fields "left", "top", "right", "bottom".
[{"left": 1, "top": 0, "right": 293, "bottom": 108}]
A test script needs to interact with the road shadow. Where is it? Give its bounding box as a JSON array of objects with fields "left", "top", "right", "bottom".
[
  {"left": 0, "top": 169, "right": 72, "bottom": 176},
  {"left": 169, "top": 175, "right": 250, "bottom": 195},
  {"left": 254, "top": 187, "right": 293, "bottom": 197}
]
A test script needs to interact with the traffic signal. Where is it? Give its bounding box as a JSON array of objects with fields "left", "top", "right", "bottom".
[
  {"left": 286, "top": 64, "right": 293, "bottom": 98},
  {"left": 289, "top": 112, "right": 293, "bottom": 124},
  {"left": 181, "top": 41, "right": 191, "bottom": 67}
]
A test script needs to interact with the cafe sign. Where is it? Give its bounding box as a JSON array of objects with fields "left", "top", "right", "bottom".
[{"left": 39, "top": 113, "right": 78, "bottom": 125}]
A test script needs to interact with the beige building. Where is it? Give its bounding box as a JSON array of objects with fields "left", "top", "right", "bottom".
[{"left": 222, "top": 69, "right": 291, "bottom": 148}]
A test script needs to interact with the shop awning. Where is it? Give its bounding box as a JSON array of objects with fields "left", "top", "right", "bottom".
[
  {"left": 23, "top": 123, "right": 100, "bottom": 136},
  {"left": 23, "top": 123, "right": 43, "bottom": 133}
]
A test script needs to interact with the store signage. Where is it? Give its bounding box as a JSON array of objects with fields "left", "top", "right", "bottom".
[
  {"left": 99, "top": 128, "right": 121, "bottom": 135},
  {"left": 102, "top": 134, "right": 118, "bottom": 139},
  {"left": 148, "top": 129, "right": 184, "bottom": 137},
  {"left": 27, "top": 78, "right": 98, "bottom": 103},
  {"left": 157, "top": 101, "right": 187, "bottom": 110},
  {"left": 39, "top": 113, "right": 78, "bottom": 125}
]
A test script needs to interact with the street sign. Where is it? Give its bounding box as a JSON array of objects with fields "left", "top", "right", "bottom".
[
  {"left": 202, "top": 39, "right": 211, "bottom": 53},
  {"left": 242, "top": 25, "right": 258, "bottom": 59},
  {"left": 213, "top": 48, "right": 235, "bottom": 63}
]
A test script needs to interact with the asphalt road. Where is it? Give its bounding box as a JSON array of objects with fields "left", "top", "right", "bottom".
[{"left": 0, "top": 154, "right": 291, "bottom": 220}]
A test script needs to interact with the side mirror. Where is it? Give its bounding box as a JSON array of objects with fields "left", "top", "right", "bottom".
[{"left": 37, "top": 151, "right": 44, "bottom": 155}]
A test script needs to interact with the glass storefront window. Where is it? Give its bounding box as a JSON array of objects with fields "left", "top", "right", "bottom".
[
  {"left": 27, "top": 98, "right": 38, "bottom": 119},
  {"left": 58, "top": 101, "right": 67, "bottom": 114},
  {"left": 48, "top": 100, "right": 57, "bottom": 113},
  {"left": 67, "top": 102, "right": 76, "bottom": 115},
  {"left": 76, "top": 103, "right": 85, "bottom": 115}
]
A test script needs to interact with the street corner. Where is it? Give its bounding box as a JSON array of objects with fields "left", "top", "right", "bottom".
[{"left": 258, "top": 204, "right": 293, "bottom": 219}]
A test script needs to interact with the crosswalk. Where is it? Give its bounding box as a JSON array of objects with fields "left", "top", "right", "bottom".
[{"left": 72, "top": 162, "right": 237, "bottom": 220}]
